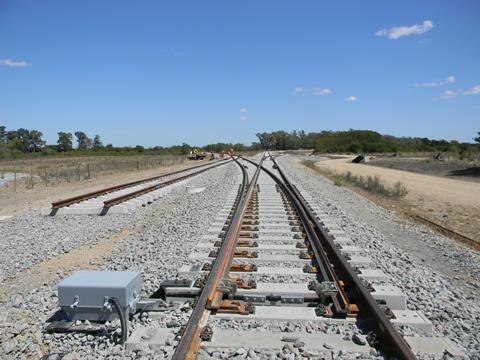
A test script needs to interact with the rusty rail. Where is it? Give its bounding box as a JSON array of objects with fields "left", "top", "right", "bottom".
[
  {"left": 101, "top": 160, "right": 231, "bottom": 211},
  {"left": 410, "top": 213, "right": 479, "bottom": 250},
  {"left": 51, "top": 159, "right": 227, "bottom": 209},
  {"left": 265, "top": 153, "right": 416, "bottom": 359},
  {"left": 241, "top": 156, "right": 351, "bottom": 316},
  {"left": 172, "top": 156, "right": 263, "bottom": 360}
]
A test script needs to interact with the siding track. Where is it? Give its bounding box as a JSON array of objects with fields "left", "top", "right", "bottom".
[{"left": 49, "top": 159, "right": 231, "bottom": 215}]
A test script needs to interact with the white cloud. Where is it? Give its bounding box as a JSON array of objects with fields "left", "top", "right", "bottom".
[
  {"left": 312, "top": 87, "right": 331, "bottom": 96},
  {"left": 293, "top": 86, "right": 331, "bottom": 96},
  {"left": 240, "top": 116, "right": 248, "bottom": 121},
  {"left": 415, "top": 81, "right": 440, "bottom": 87},
  {"left": 345, "top": 96, "right": 358, "bottom": 102},
  {"left": 376, "top": 20, "right": 434, "bottom": 40},
  {"left": 435, "top": 85, "right": 480, "bottom": 99},
  {"left": 445, "top": 75, "right": 455, "bottom": 84},
  {"left": 440, "top": 90, "right": 456, "bottom": 99},
  {"left": 463, "top": 85, "right": 480, "bottom": 95},
  {"left": 239, "top": 108, "right": 248, "bottom": 113},
  {"left": 292, "top": 86, "right": 307, "bottom": 94},
  {"left": 415, "top": 75, "right": 455, "bottom": 87},
  {"left": 0, "top": 58, "right": 30, "bottom": 67}
]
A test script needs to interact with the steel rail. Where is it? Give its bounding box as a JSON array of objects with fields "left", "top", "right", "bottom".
[
  {"left": 205, "top": 156, "right": 264, "bottom": 309},
  {"left": 266, "top": 153, "right": 416, "bottom": 359},
  {"left": 410, "top": 214, "right": 479, "bottom": 250},
  {"left": 51, "top": 159, "right": 228, "bottom": 209},
  {"left": 102, "top": 160, "right": 231, "bottom": 210},
  {"left": 172, "top": 155, "right": 263, "bottom": 360},
  {"left": 240, "top": 156, "right": 350, "bottom": 315}
]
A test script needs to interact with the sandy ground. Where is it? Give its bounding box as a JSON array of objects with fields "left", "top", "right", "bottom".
[
  {"left": 0, "top": 160, "right": 211, "bottom": 216},
  {"left": 313, "top": 157, "right": 480, "bottom": 242},
  {"left": 367, "top": 156, "right": 480, "bottom": 183}
]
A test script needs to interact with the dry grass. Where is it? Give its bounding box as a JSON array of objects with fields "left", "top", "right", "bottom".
[
  {"left": 301, "top": 160, "right": 408, "bottom": 199},
  {"left": 0, "top": 155, "right": 186, "bottom": 189}
]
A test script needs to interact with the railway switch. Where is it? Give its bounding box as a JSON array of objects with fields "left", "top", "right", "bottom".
[{"left": 315, "top": 281, "right": 339, "bottom": 304}]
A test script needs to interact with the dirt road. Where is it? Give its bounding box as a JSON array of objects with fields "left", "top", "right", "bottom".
[
  {"left": 313, "top": 157, "right": 480, "bottom": 241},
  {"left": 316, "top": 157, "right": 480, "bottom": 208}
]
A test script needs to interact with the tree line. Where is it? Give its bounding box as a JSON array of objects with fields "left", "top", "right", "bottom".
[
  {"left": 0, "top": 126, "right": 261, "bottom": 159},
  {"left": 1, "top": 125, "right": 479, "bottom": 159},
  {"left": 256, "top": 129, "right": 480, "bottom": 156},
  {"left": 0, "top": 127, "right": 108, "bottom": 158}
]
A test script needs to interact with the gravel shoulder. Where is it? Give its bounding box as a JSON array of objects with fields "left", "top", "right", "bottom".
[
  {"left": 313, "top": 156, "right": 480, "bottom": 243},
  {"left": 0, "top": 162, "right": 240, "bottom": 359},
  {"left": 280, "top": 155, "right": 480, "bottom": 357}
]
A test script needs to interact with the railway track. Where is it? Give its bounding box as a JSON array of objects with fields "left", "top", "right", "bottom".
[
  {"left": 146, "top": 153, "right": 462, "bottom": 359},
  {"left": 48, "top": 159, "right": 231, "bottom": 216},
  {"left": 409, "top": 213, "right": 479, "bottom": 250}
]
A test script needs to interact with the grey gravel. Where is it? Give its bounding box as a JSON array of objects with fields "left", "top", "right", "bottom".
[
  {"left": 352, "top": 333, "right": 367, "bottom": 346},
  {"left": 0, "top": 162, "right": 241, "bottom": 359},
  {"left": 0, "top": 212, "right": 147, "bottom": 281}
]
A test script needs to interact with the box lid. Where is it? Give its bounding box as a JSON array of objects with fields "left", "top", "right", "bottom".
[{"left": 59, "top": 271, "right": 141, "bottom": 289}]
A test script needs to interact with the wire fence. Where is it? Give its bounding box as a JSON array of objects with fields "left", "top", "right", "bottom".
[{"left": 0, "top": 155, "right": 187, "bottom": 190}]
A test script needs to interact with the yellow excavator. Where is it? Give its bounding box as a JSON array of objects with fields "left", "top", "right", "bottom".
[{"left": 188, "top": 148, "right": 206, "bottom": 160}]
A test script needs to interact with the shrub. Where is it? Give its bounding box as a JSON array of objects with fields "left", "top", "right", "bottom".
[
  {"left": 333, "top": 178, "right": 343, "bottom": 186},
  {"left": 300, "top": 159, "right": 407, "bottom": 199},
  {"left": 335, "top": 172, "right": 408, "bottom": 199}
]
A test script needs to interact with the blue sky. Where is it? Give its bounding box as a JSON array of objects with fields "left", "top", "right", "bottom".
[{"left": 1, "top": 0, "right": 479, "bottom": 146}]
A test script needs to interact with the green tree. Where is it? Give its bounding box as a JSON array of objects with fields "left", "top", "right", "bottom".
[
  {"left": 75, "top": 131, "right": 92, "bottom": 150},
  {"left": 233, "top": 143, "right": 246, "bottom": 152},
  {"left": 92, "top": 134, "right": 103, "bottom": 150},
  {"left": 0, "top": 126, "right": 6, "bottom": 144},
  {"left": 180, "top": 142, "right": 191, "bottom": 155},
  {"left": 256, "top": 132, "right": 277, "bottom": 149},
  {"left": 8, "top": 128, "right": 27, "bottom": 151},
  {"left": 6, "top": 137, "right": 24, "bottom": 152},
  {"left": 446, "top": 141, "right": 461, "bottom": 154},
  {"left": 6, "top": 128, "right": 44, "bottom": 152},
  {"left": 29, "top": 130, "right": 45, "bottom": 152},
  {"left": 57, "top": 132, "right": 73, "bottom": 152},
  {"left": 298, "top": 130, "right": 306, "bottom": 148}
]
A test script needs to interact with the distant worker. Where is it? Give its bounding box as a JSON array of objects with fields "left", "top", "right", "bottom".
[{"left": 220, "top": 150, "right": 225, "bottom": 158}]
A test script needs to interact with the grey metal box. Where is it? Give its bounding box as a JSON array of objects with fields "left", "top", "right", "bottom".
[{"left": 58, "top": 270, "right": 142, "bottom": 321}]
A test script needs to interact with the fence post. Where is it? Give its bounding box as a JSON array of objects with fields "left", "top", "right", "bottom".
[
  {"left": 30, "top": 167, "right": 34, "bottom": 188},
  {"left": 137, "top": 159, "right": 140, "bottom": 171},
  {"left": 77, "top": 165, "right": 81, "bottom": 181},
  {"left": 87, "top": 163, "right": 90, "bottom": 179},
  {"left": 44, "top": 168, "right": 48, "bottom": 186},
  {"left": 56, "top": 167, "right": 59, "bottom": 185}
]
